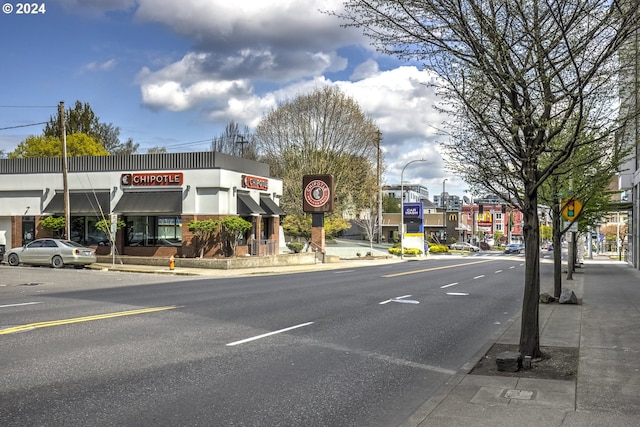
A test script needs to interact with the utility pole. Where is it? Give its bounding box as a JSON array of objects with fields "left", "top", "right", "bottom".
[
  {"left": 377, "top": 130, "right": 383, "bottom": 244},
  {"left": 59, "top": 101, "right": 70, "bottom": 240}
]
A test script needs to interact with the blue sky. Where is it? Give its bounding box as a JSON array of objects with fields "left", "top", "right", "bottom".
[{"left": 0, "top": 0, "right": 467, "bottom": 198}]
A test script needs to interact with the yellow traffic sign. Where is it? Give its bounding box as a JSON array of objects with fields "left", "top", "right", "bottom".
[{"left": 562, "top": 197, "right": 582, "bottom": 220}]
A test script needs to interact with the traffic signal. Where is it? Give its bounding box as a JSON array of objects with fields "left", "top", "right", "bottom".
[{"left": 567, "top": 200, "right": 575, "bottom": 218}]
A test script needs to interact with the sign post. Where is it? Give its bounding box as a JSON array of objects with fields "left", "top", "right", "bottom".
[{"left": 302, "top": 175, "right": 335, "bottom": 261}]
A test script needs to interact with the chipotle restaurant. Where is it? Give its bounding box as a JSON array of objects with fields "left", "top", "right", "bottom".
[{"left": 0, "top": 151, "right": 284, "bottom": 258}]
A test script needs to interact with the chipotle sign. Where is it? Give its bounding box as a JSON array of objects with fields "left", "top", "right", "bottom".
[
  {"left": 241, "top": 175, "right": 269, "bottom": 191},
  {"left": 121, "top": 172, "right": 183, "bottom": 187}
]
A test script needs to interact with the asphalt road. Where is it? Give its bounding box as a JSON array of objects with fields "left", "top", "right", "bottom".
[{"left": 0, "top": 257, "right": 548, "bottom": 426}]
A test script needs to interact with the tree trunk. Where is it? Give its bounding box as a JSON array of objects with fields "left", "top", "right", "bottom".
[
  {"left": 552, "top": 206, "right": 563, "bottom": 298},
  {"left": 519, "top": 187, "right": 541, "bottom": 358}
]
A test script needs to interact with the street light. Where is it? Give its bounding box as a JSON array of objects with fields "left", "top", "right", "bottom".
[{"left": 400, "top": 159, "right": 427, "bottom": 259}]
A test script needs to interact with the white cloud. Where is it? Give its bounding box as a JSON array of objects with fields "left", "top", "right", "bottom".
[
  {"left": 128, "top": 0, "right": 459, "bottom": 194},
  {"left": 82, "top": 59, "right": 117, "bottom": 72},
  {"left": 350, "top": 60, "right": 379, "bottom": 81}
]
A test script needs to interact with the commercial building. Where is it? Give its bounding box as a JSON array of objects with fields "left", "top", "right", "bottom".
[{"left": 0, "top": 152, "right": 284, "bottom": 258}]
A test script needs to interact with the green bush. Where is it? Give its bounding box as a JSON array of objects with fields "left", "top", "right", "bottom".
[{"left": 287, "top": 242, "right": 304, "bottom": 253}]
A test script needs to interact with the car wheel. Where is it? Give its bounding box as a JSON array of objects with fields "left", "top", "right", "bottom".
[
  {"left": 7, "top": 253, "right": 20, "bottom": 266},
  {"left": 51, "top": 255, "right": 64, "bottom": 269}
]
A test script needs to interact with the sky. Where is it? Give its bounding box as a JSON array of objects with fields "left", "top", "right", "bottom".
[{"left": 0, "top": 0, "right": 468, "bottom": 199}]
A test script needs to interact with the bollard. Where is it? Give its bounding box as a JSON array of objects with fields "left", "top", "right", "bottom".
[{"left": 169, "top": 255, "right": 175, "bottom": 270}]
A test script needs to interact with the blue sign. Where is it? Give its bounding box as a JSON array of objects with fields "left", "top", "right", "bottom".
[{"left": 403, "top": 202, "right": 423, "bottom": 218}]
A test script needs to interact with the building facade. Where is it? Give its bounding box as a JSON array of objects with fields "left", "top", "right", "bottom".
[{"left": 0, "top": 152, "right": 284, "bottom": 258}]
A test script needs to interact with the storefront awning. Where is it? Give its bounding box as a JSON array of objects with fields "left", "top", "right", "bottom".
[
  {"left": 237, "top": 193, "right": 266, "bottom": 216},
  {"left": 114, "top": 191, "right": 182, "bottom": 214},
  {"left": 260, "top": 195, "right": 285, "bottom": 216},
  {"left": 44, "top": 192, "right": 110, "bottom": 215}
]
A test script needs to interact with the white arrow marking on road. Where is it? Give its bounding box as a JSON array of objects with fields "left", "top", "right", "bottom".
[
  {"left": 441, "top": 282, "right": 458, "bottom": 289},
  {"left": 379, "top": 295, "right": 413, "bottom": 305},
  {"left": 446, "top": 292, "right": 470, "bottom": 296}
]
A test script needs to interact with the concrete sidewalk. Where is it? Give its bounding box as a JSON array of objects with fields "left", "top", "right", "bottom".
[{"left": 405, "top": 259, "right": 640, "bottom": 427}]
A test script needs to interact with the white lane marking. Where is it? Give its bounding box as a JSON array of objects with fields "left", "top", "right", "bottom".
[
  {"left": 441, "top": 282, "right": 458, "bottom": 289},
  {"left": 391, "top": 298, "right": 420, "bottom": 304},
  {"left": 495, "top": 270, "right": 503, "bottom": 273},
  {"left": 0, "top": 302, "right": 42, "bottom": 309},
  {"left": 306, "top": 340, "right": 457, "bottom": 375},
  {"left": 379, "top": 294, "right": 412, "bottom": 305},
  {"left": 226, "top": 322, "right": 314, "bottom": 346},
  {"left": 509, "top": 266, "right": 516, "bottom": 269},
  {"left": 447, "top": 292, "right": 470, "bottom": 296},
  {"left": 334, "top": 270, "right": 355, "bottom": 274},
  {"left": 473, "top": 275, "right": 485, "bottom": 279}
]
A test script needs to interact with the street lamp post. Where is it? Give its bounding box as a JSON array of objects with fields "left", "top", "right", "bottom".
[{"left": 400, "top": 159, "right": 427, "bottom": 259}]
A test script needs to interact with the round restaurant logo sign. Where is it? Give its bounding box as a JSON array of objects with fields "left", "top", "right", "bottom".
[{"left": 304, "top": 179, "right": 330, "bottom": 208}]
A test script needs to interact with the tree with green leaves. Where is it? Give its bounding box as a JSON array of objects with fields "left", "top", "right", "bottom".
[
  {"left": 382, "top": 193, "right": 400, "bottom": 213},
  {"left": 188, "top": 219, "right": 220, "bottom": 258},
  {"left": 40, "top": 216, "right": 66, "bottom": 238},
  {"left": 8, "top": 134, "right": 109, "bottom": 158},
  {"left": 337, "top": 0, "right": 640, "bottom": 359},
  {"left": 44, "top": 100, "right": 139, "bottom": 155},
  {"left": 282, "top": 214, "right": 350, "bottom": 248},
  {"left": 254, "top": 86, "right": 380, "bottom": 216},
  {"left": 219, "top": 216, "right": 252, "bottom": 257}
]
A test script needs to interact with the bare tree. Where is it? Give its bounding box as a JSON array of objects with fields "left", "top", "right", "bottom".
[
  {"left": 337, "top": 0, "right": 640, "bottom": 358},
  {"left": 212, "top": 121, "right": 257, "bottom": 160},
  {"left": 254, "top": 86, "right": 380, "bottom": 216}
]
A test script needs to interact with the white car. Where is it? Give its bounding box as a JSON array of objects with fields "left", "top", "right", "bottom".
[
  {"left": 449, "top": 242, "right": 480, "bottom": 252},
  {"left": 3, "top": 238, "right": 97, "bottom": 269}
]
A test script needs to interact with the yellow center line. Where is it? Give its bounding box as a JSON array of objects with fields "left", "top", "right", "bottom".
[
  {"left": 383, "top": 259, "right": 499, "bottom": 277},
  {"left": 0, "top": 306, "right": 178, "bottom": 335}
]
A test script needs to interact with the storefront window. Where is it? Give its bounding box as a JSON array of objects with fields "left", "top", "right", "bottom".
[
  {"left": 125, "top": 216, "right": 182, "bottom": 247},
  {"left": 70, "top": 216, "right": 109, "bottom": 246}
]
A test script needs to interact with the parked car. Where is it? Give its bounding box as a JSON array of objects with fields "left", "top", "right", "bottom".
[
  {"left": 449, "top": 242, "right": 481, "bottom": 252},
  {"left": 3, "top": 238, "right": 97, "bottom": 269},
  {"left": 504, "top": 243, "right": 523, "bottom": 254}
]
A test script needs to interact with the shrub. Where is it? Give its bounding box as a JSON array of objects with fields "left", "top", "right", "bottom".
[
  {"left": 428, "top": 244, "right": 449, "bottom": 253},
  {"left": 287, "top": 242, "right": 304, "bottom": 253},
  {"left": 388, "top": 247, "right": 423, "bottom": 256}
]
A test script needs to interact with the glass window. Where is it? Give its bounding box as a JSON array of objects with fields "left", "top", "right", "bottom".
[
  {"left": 125, "top": 216, "right": 182, "bottom": 247},
  {"left": 70, "top": 216, "right": 110, "bottom": 246}
]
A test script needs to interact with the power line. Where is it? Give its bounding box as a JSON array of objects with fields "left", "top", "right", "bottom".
[
  {"left": 0, "top": 121, "right": 48, "bottom": 131},
  {"left": 0, "top": 105, "right": 57, "bottom": 108}
]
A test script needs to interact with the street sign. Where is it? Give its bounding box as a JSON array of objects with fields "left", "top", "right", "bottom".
[{"left": 562, "top": 197, "right": 582, "bottom": 220}]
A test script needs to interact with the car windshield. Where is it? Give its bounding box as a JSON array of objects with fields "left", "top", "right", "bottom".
[{"left": 59, "top": 240, "right": 86, "bottom": 248}]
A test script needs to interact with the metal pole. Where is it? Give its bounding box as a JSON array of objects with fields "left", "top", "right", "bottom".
[
  {"left": 59, "top": 102, "right": 70, "bottom": 240},
  {"left": 377, "top": 131, "right": 383, "bottom": 244}
]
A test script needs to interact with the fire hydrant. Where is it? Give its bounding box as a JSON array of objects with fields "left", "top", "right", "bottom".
[{"left": 169, "top": 255, "right": 175, "bottom": 271}]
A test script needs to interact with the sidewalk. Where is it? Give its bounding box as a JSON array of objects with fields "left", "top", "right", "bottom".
[{"left": 405, "top": 258, "right": 640, "bottom": 427}]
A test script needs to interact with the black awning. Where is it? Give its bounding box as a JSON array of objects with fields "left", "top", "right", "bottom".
[
  {"left": 237, "top": 193, "right": 266, "bottom": 216},
  {"left": 113, "top": 191, "right": 182, "bottom": 214},
  {"left": 44, "top": 192, "right": 110, "bottom": 215},
  {"left": 260, "top": 195, "right": 285, "bottom": 216}
]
